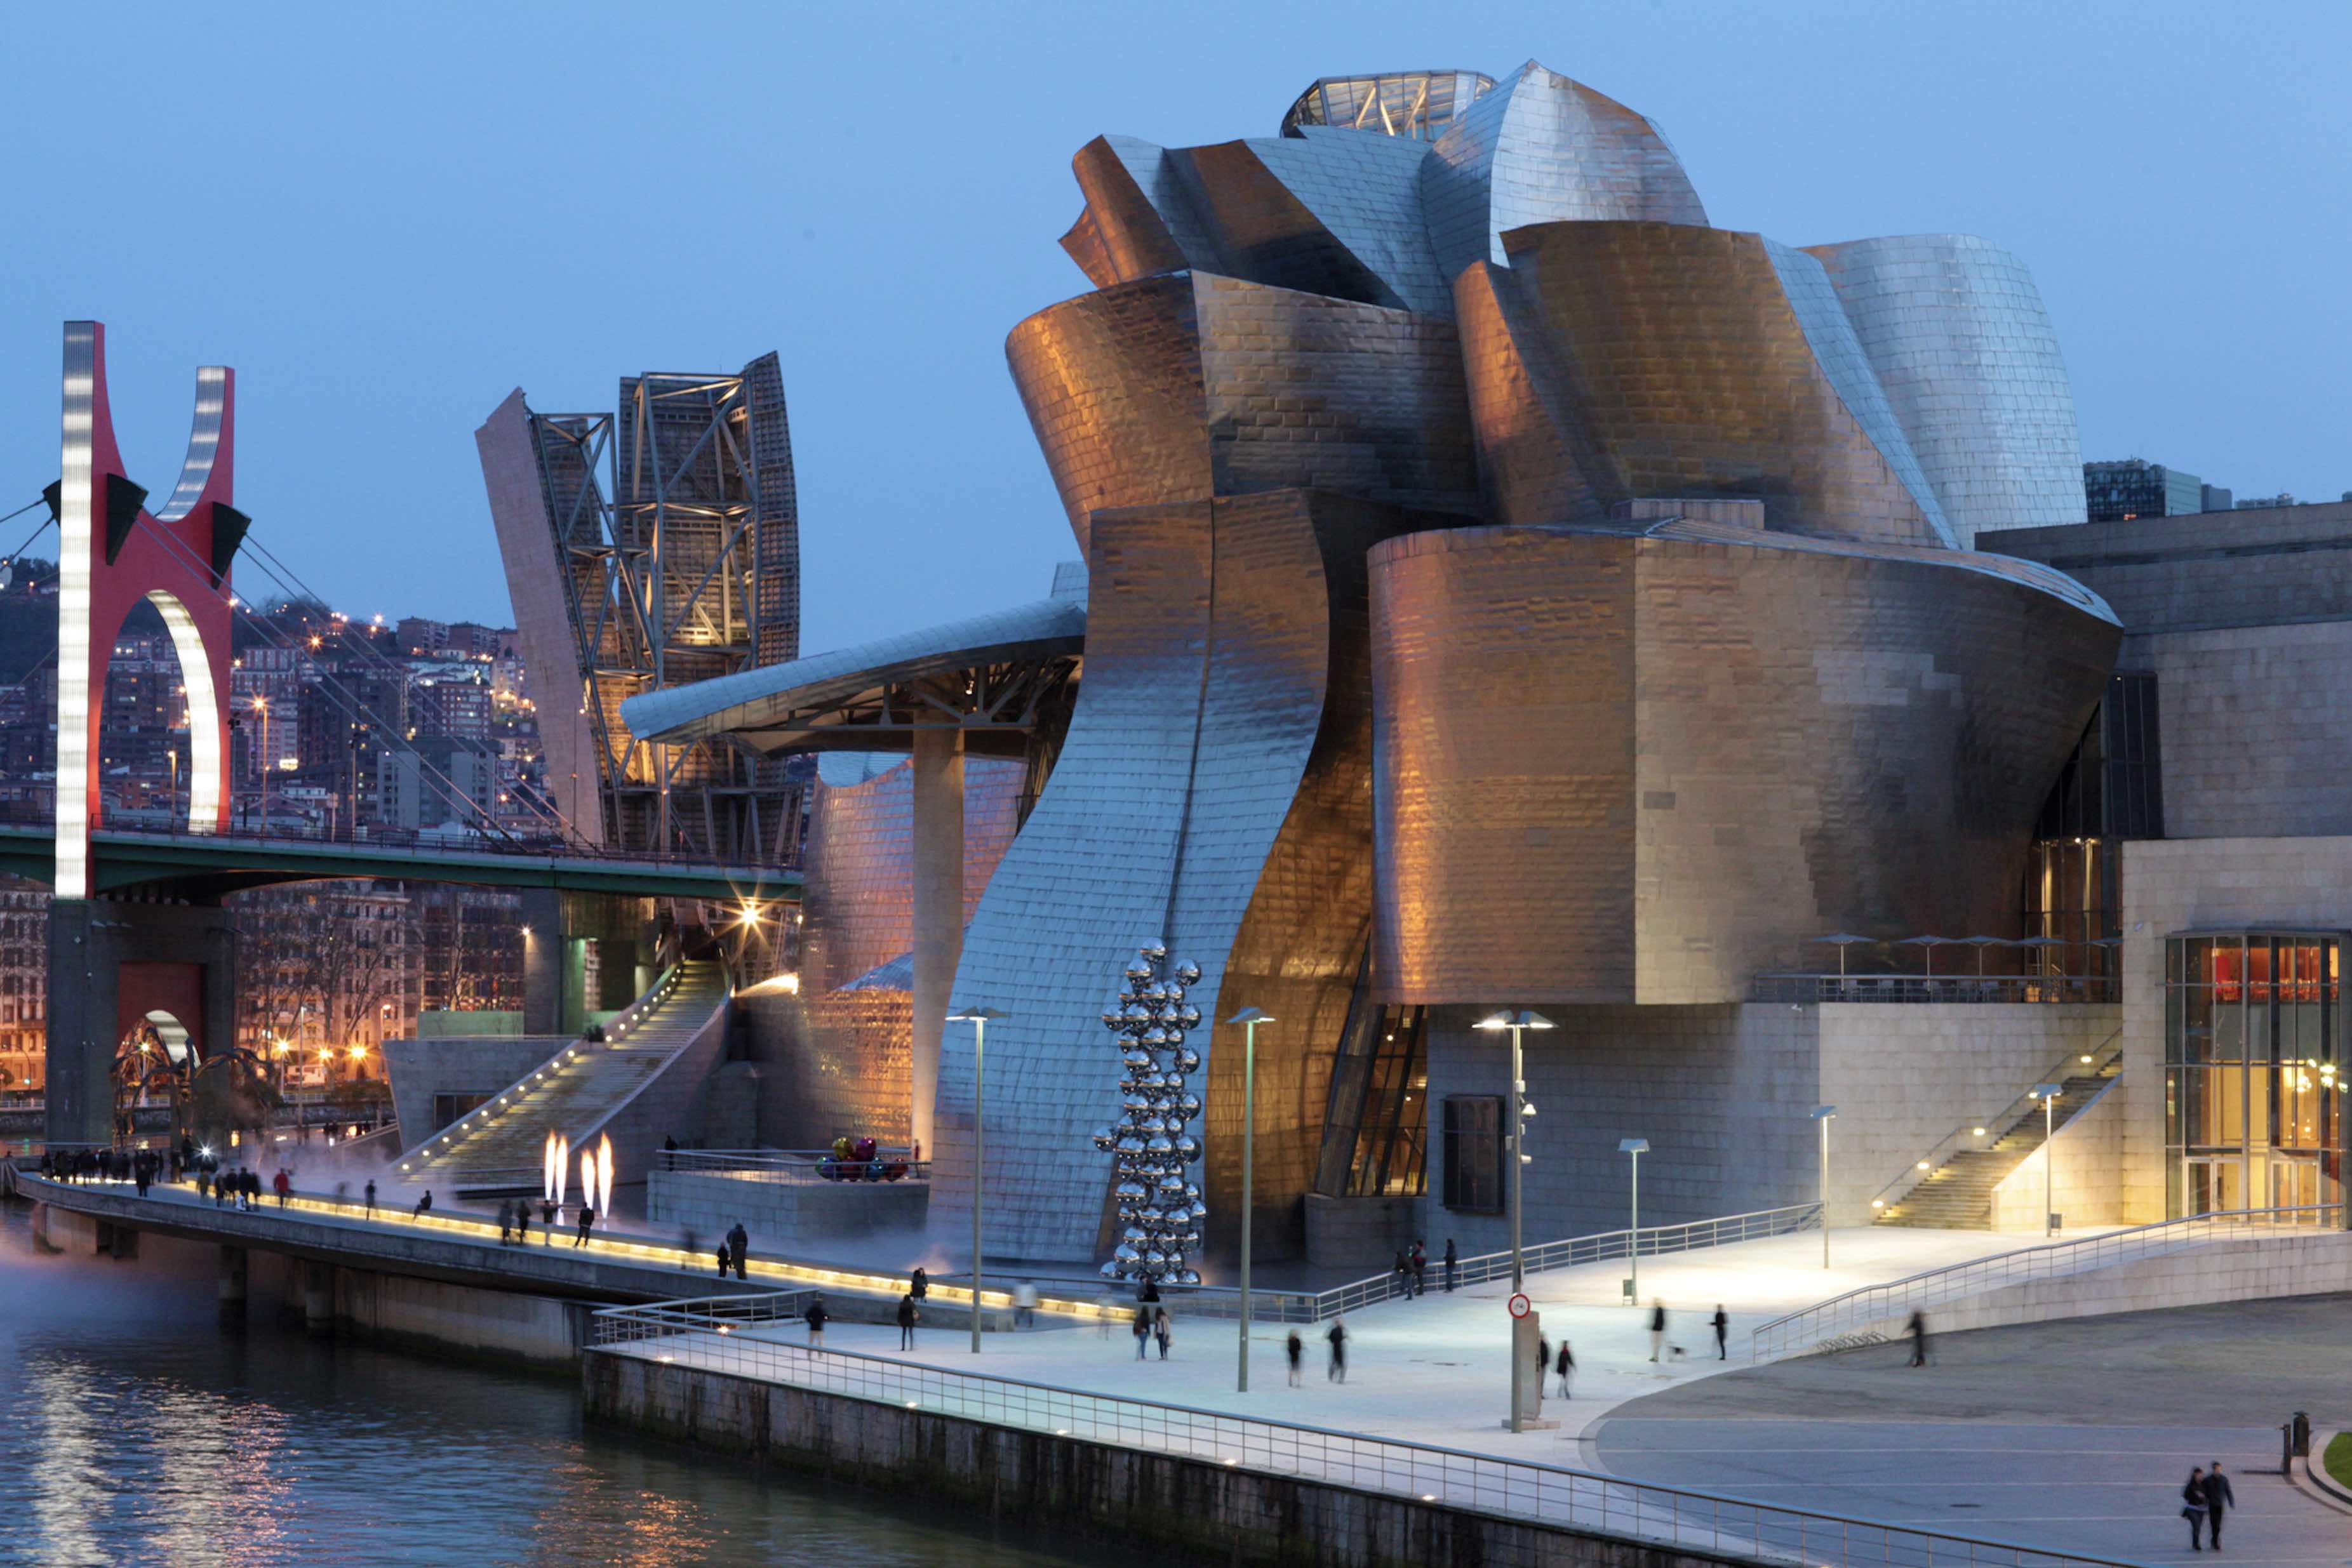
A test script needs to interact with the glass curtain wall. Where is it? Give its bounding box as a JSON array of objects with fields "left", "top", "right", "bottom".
[{"left": 2165, "top": 933, "right": 2344, "bottom": 1220}]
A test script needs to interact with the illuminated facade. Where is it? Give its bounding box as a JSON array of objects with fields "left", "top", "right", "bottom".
[{"left": 631, "top": 60, "right": 2125, "bottom": 1263}]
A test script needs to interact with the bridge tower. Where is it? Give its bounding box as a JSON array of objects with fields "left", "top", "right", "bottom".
[{"left": 46, "top": 322, "right": 246, "bottom": 1149}]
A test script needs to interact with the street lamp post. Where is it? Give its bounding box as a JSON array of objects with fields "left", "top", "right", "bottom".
[
  {"left": 2030, "top": 1084, "right": 2062, "bottom": 1236},
  {"left": 947, "top": 1006, "right": 1006, "bottom": 1353},
  {"left": 1619, "top": 1138, "right": 1650, "bottom": 1299},
  {"left": 253, "top": 696, "right": 270, "bottom": 830},
  {"left": 1475, "top": 1008, "right": 1554, "bottom": 1435},
  {"left": 1226, "top": 1007, "right": 1273, "bottom": 1393},
  {"left": 1810, "top": 1105, "right": 1837, "bottom": 1268}
]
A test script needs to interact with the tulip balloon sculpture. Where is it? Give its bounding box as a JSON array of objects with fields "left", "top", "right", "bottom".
[
  {"left": 547, "top": 1133, "right": 570, "bottom": 1213},
  {"left": 1093, "top": 941, "right": 1206, "bottom": 1286}
]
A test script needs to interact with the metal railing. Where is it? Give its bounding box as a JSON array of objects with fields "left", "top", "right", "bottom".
[
  {"left": 587, "top": 1305, "right": 2142, "bottom": 1568},
  {"left": 1752, "top": 973, "right": 2118, "bottom": 1005},
  {"left": 1867, "top": 1034, "right": 2123, "bottom": 1216},
  {"left": 656, "top": 1148, "right": 929, "bottom": 1184},
  {"left": 591, "top": 1289, "right": 814, "bottom": 1343},
  {"left": 1749, "top": 1204, "right": 2343, "bottom": 1362}
]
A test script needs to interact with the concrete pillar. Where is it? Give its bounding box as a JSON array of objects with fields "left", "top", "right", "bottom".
[
  {"left": 47, "top": 899, "right": 237, "bottom": 1150},
  {"left": 302, "top": 1261, "right": 334, "bottom": 1335},
  {"left": 909, "top": 725, "right": 966, "bottom": 1156},
  {"left": 520, "top": 887, "right": 563, "bottom": 1035},
  {"left": 217, "top": 1245, "right": 247, "bottom": 1313}
]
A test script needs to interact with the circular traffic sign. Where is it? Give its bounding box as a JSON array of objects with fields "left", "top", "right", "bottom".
[{"left": 1507, "top": 1292, "right": 1532, "bottom": 1319}]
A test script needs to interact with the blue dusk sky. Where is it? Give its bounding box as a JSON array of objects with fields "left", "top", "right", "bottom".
[{"left": 1, "top": 1, "right": 2343, "bottom": 650}]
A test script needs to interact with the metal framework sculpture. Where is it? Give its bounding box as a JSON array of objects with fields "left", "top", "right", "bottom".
[
  {"left": 479, "top": 355, "right": 803, "bottom": 862},
  {"left": 1095, "top": 942, "right": 1205, "bottom": 1284}
]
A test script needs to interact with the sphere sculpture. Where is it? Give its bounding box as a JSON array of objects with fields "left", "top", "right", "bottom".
[{"left": 1095, "top": 942, "right": 1206, "bottom": 1286}]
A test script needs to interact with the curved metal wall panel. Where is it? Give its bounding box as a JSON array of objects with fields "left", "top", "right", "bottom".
[
  {"left": 1464, "top": 222, "right": 1948, "bottom": 545},
  {"left": 1008, "top": 274, "right": 1480, "bottom": 551},
  {"left": 1805, "top": 234, "right": 2087, "bottom": 546},
  {"left": 1370, "top": 526, "right": 2119, "bottom": 1005},
  {"left": 929, "top": 490, "right": 1420, "bottom": 1265},
  {"left": 1422, "top": 61, "right": 1709, "bottom": 282}
]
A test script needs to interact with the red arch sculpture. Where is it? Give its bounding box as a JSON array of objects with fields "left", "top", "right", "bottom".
[{"left": 53, "top": 321, "right": 244, "bottom": 898}]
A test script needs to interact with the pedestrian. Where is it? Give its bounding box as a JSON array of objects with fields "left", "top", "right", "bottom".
[
  {"left": 514, "top": 1203, "right": 530, "bottom": 1246},
  {"left": 197, "top": 1164, "right": 211, "bottom": 1200},
  {"left": 1555, "top": 1339, "right": 1575, "bottom": 1399},
  {"left": 274, "top": 1169, "right": 290, "bottom": 1208},
  {"left": 805, "top": 1295, "right": 828, "bottom": 1350},
  {"left": 1711, "top": 1305, "right": 1728, "bottom": 1360},
  {"left": 1097, "top": 1291, "right": 1118, "bottom": 1339},
  {"left": 911, "top": 1266, "right": 928, "bottom": 1302},
  {"left": 1286, "top": 1329, "right": 1304, "bottom": 1387},
  {"left": 715, "top": 1240, "right": 731, "bottom": 1277},
  {"left": 1326, "top": 1317, "right": 1348, "bottom": 1383},
  {"left": 498, "top": 1200, "right": 514, "bottom": 1244},
  {"left": 1139, "top": 1276, "right": 1160, "bottom": 1305},
  {"left": 2181, "top": 1466, "right": 2208, "bottom": 1551},
  {"left": 540, "top": 1197, "right": 557, "bottom": 1242},
  {"left": 1649, "top": 1299, "right": 1667, "bottom": 1362},
  {"left": 1410, "top": 1240, "right": 1427, "bottom": 1298},
  {"left": 1536, "top": 1331, "right": 1550, "bottom": 1399},
  {"left": 247, "top": 1170, "right": 262, "bottom": 1210},
  {"left": 1014, "top": 1281, "right": 1039, "bottom": 1329},
  {"left": 575, "top": 1205, "right": 594, "bottom": 1247},
  {"left": 1132, "top": 1305, "right": 1152, "bottom": 1361},
  {"left": 1394, "top": 1249, "right": 1411, "bottom": 1299},
  {"left": 1906, "top": 1309, "right": 1928, "bottom": 1367},
  {"left": 134, "top": 1159, "right": 150, "bottom": 1200},
  {"left": 897, "top": 1292, "right": 919, "bottom": 1350},
  {"left": 2203, "top": 1461, "right": 2235, "bottom": 1550},
  {"left": 726, "top": 1221, "right": 749, "bottom": 1280},
  {"left": 1153, "top": 1305, "right": 1172, "bottom": 1360},
  {"left": 364, "top": 1179, "right": 377, "bottom": 1217}
]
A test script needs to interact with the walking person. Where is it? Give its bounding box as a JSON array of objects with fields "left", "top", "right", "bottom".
[
  {"left": 514, "top": 1203, "right": 530, "bottom": 1246},
  {"left": 1326, "top": 1318, "right": 1349, "bottom": 1383},
  {"left": 726, "top": 1221, "right": 749, "bottom": 1281},
  {"left": 1133, "top": 1305, "right": 1153, "bottom": 1361},
  {"left": 911, "top": 1266, "right": 928, "bottom": 1303},
  {"left": 1555, "top": 1339, "right": 1575, "bottom": 1399},
  {"left": 364, "top": 1179, "right": 377, "bottom": 1217},
  {"left": 1711, "top": 1305, "right": 1728, "bottom": 1361},
  {"left": 2181, "top": 1466, "right": 2209, "bottom": 1551},
  {"left": 1014, "top": 1281, "right": 1039, "bottom": 1330},
  {"left": 134, "top": 1158, "right": 150, "bottom": 1200},
  {"left": 540, "top": 1197, "right": 558, "bottom": 1242},
  {"left": 497, "top": 1200, "right": 514, "bottom": 1245},
  {"left": 1536, "top": 1331, "right": 1550, "bottom": 1398},
  {"left": 274, "top": 1169, "right": 291, "bottom": 1208},
  {"left": 1394, "top": 1249, "right": 1411, "bottom": 1299},
  {"left": 897, "top": 1293, "right": 919, "bottom": 1350},
  {"left": 2203, "top": 1461, "right": 2235, "bottom": 1550},
  {"left": 715, "top": 1240, "right": 731, "bottom": 1277},
  {"left": 575, "top": 1205, "right": 594, "bottom": 1247},
  {"left": 1906, "top": 1309, "right": 1929, "bottom": 1367},
  {"left": 1648, "top": 1299, "right": 1667, "bottom": 1362},
  {"left": 1410, "top": 1240, "right": 1427, "bottom": 1298},
  {"left": 805, "top": 1295, "right": 828, "bottom": 1350},
  {"left": 1153, "top": 1305, "right": 1172, "bottom": 1360},
  {"left": 1286, "top": 1329, "right": 1304, "bottom": 1387},
  {"left": 1443, "top": 1237, "right": 1458, "bottom": 1293}
]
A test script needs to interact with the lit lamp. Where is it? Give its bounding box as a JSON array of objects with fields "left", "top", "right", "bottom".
[
  {"left": 1619, "top": 1138, "right": 1650, "bottom": 1298},
  {"left": 946, "top": 1005, "right": 1007, "bottom": 1353},
  {"left": 1810, "top": 1106, "right": 1836, "bottom": 1268},
  {"left": 1476, "top": 1007, "right": 1554, "bottom": 1437},
  {"left": 2029, "top": 1084, "right": 2063, "bottom": 1235},
  {"left": 1225, "top": 1006, "right": 1274, "bottom": 1394}
]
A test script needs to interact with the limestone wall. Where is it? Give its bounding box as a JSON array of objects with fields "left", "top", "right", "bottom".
[{"left": 1990, "top": 1078, "right": 2127, "bottom": 1232}]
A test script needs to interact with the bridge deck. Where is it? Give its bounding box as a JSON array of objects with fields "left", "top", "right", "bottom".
[{"left": 0, "top": 822, "right": 798, "bottom": 900}]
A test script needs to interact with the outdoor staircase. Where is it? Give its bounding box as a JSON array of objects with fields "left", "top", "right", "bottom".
[
  {"left": 1871, "top": 1056, "right": 2121, "bottom": 1229},
  {"left": 397, "top": 961, "right": 728, "bottom": 1192}
]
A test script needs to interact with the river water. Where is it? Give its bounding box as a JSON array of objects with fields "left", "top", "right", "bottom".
[{"left": 0, "top": 1206, "right": 1085, "bottom": 1567}]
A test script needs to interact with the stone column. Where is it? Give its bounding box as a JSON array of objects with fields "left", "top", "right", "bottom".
[
  {"left": 217, "top": 1244, "right": 247, "bottom": 1313},
  {"left": 519, "top": 887, "right": 564, "bottom": 1035},
  {"left": 909, "top": 725, "right": 966, "bottom": 1157},
  {"left": 302, "top": 1261, "right": 334, "bottom": 1335}
]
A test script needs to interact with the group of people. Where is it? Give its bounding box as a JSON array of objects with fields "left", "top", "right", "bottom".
[
  {"left": 2180, "top": 1462, "right": 2236, "bottom": 1550},
  {"left": 491, "top": 1197, "right": 603, "bottom": 1247},
  {"left": 713, "top": 1221, "right": 749, "bottom": 1279},
  {"left": 1279, "top": 1320, "right": 1351, "bottom": 1383},
  {"left": 1390, "top": 1239, "right": 1462, "bottom": 1297},
  {"left": 40, "top": 1146, "right": 174, "bottom": 1192}
]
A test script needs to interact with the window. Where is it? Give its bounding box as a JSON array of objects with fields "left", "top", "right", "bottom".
[{"left": 1441, "top": 1096, "right": 1504, "bottom": 1214}]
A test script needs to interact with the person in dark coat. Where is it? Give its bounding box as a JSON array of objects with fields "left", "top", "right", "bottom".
[
  {"left": 1132, "top": 1305, "right": 1152, "bottom": 1361},
  {"left": 2202, "top": 1461, "right": 2235, "bottom": 1548},
  {"left": 414, "top": 1189, "right": 432, "bottom": 1218},
  {"left": 896, "top": 1293, "right": 919, "bottom": 1350},
  {"left": 1286, "top": 1329, "right": 1304, "bottom": 1386},
  {"left": 1410, "top": 1240, "right": 1427, "bottom": 1297},
  {"left": 1554, "top": 1339, "right": 1575, "bottom": 1399},
  {"left": 1153, "top": 1306, "right": 1172, "bottom": 1360},
  {"left": 1906, "top": 1310, "right": 1929, "bottom": 1367},
  {"left": 805, "top": 1296, "right": 829, "bottom": 1349},
  {"left": 2181, "top": 1466, "right": 2208, "bottom": 1550},
  {"left": 911, "top": 1266, "right": 928, "bottom": 1301},
  {"left": 540, "top": 1197, "right": 556, "bottom": 1240},
  {"left": 1326, "top": 1318, "right": 1349, "bottom": 1383},
  {"left": 726, "top": 1221, "right": 749, "bottom": 1280},
  {"left": 715, "top": 1240, "right": 731, "bottom": 1277},
  {"left": 498, "top": 1200, "right": 514, "bottom": 1244},
  {"left": 514, "top": 1203, "right": 530, "bottom": 1246},
  {"left": 1648, "top": 1299, "right": 1667, "bottom": 1362},
  {"left": 364, "top": 1179, "right": 376, "bottom": 1216},
  {"left": 1711, "top": 1305, "right": 1729, "bottom": 1360},
  {"left": 575, "top": 1206, "right": 594, "bottom": 1247}
]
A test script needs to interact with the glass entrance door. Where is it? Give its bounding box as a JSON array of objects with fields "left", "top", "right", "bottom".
[
  {"left": 2269, "top": 1154, "right": 2323, "bottom": 1217},
  {"left": 2184, "top": 1155, "right": 2247, "bottom": 1216}
]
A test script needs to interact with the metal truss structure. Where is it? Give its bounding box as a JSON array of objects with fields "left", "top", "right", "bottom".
[{"left": 504, "top": 354, "right": 805, "bottom": 864}]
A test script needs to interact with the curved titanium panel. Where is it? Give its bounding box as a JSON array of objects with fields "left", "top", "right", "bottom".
[
  {"left": 1422, "top": 61, "right": 1708, "bottom": 282},
  {"left": 930, "top": 490, "right": 1424, "bottom": 1265},
  {"left": 1805, "top": 234, "right": 2086, "bottom": 546},
  {"left": 1008, "top": 273, "right": 1478, "bottom": 552},
  {"left": 1461, "top": 222, "right": 1950, "bottom": 546},
  {"left": 1370, "top": 526, "right": 2119, "bottom": 1004}
]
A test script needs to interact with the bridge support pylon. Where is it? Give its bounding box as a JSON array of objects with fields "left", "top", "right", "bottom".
[{"left": 46, "top": 900, "right": 238, "bottom": 1149}]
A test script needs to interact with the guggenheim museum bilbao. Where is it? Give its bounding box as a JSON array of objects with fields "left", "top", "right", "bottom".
[{"left": 561, "top": 61, "right": 2346, "bottom": 1270}]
